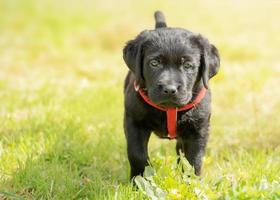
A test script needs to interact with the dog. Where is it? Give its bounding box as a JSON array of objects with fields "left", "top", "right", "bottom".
[{"left": 123, "top": 11, "right": 220, "bottom": 179}]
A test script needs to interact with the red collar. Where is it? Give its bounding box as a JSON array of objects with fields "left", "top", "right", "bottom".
[{"left": 134, "top": 81, "right": 207, "bottom": 139}]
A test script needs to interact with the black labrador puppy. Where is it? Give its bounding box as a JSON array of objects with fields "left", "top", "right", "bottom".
[{"left": 123, "top": 11, "right": 220, "bottom": 179}]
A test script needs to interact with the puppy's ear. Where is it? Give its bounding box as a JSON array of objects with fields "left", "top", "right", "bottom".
[
  {"left": 123, "top": 38, "right": 145, "bottom": 86},
  {"left": 191, "top": 35, "right": 220, "bottom": 89}
]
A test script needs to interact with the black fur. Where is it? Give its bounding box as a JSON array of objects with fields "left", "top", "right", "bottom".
[
  {"left": 123, "top": 11, "right": 220, "bottom": 179},
  {"left": 154, "top": 10, "right": 167, "bottom": 28}
]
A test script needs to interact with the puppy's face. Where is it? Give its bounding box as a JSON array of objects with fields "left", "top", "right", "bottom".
[
  {"left": 124, "top": 28, "right": 220, "bottom": 108},
  {"left": 142, "top": 29, "right": 201, "bottom": 107}
]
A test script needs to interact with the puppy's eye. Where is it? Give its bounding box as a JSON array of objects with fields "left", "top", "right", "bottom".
[
  {"left": 181, "top": 57, "right": 193, "bottom": 69},
  {"left": 149, "top": 59, "right": 160, "bottom": 67},
  {"left": 183, "top": 62, "right": 193, "bottom": 69}
]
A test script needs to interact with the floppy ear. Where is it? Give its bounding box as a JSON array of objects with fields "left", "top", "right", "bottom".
[
  {"left": 123, "top": 38, "right": 145, "bottom": 87},
  {"left": 191, "top": 35, "right": 220, "bottom": 89}
]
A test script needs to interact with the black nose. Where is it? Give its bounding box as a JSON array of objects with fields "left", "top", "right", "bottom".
[{"left": 159, "top": 84, "right": 180, "bottom": 95}]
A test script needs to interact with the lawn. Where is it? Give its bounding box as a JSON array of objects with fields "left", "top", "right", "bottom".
[{"left": 0, "top": 0, "right": 279, "bottom": 199}]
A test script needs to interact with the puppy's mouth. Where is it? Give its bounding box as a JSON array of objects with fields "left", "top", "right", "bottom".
[
  {"left": 147, "top": 89, "right": 192, "bottom": 108},
  {"left": 156, "top": 97, "right": 191, "bottom": 108}
]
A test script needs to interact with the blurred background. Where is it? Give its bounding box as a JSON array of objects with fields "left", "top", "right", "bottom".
[{"left": 0, "top": 0, "right": 279, "bottom": 199}]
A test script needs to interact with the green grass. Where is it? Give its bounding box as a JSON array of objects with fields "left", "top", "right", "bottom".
[{"left": 0, "top": 0, "right": 280, "bottom": 199}]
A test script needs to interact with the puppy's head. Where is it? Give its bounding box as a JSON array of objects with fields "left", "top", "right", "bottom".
[{"left": 123, "top": 11, "right": 220, "bottom": 108}]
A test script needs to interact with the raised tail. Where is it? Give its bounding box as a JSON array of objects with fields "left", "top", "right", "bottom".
[{"left": 154, "top": 11, "right": 167, "bottom": 29}]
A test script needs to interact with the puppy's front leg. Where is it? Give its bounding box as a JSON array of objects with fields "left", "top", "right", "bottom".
[
  {"left": 182, "top": 129, "right": 209, "bottom": 176},
  {"left": 125, "top": 116, "right": 151, "bottom": 179}
]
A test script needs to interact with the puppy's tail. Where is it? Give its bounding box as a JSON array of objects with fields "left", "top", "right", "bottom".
[{"left": 154, "top": 11, "right": 167, "bottom": 29}]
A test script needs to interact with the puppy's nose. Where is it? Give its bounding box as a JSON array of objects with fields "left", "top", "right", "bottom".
[{"left": 161, "top": 85, "right": 179, "bottom": 95}]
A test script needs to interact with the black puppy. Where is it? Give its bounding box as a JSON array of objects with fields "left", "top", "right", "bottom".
[{"left": 123, "top": 11, "right": 220, "bottom": 179}]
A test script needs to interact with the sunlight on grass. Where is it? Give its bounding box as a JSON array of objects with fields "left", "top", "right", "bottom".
[{"left": 0, "top": 0, "right": 280, "bottom": 199}]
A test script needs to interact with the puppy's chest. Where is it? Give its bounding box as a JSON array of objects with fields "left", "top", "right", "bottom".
[{"left": 146, "top": 109, "right": 198, "bottom": 137}]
